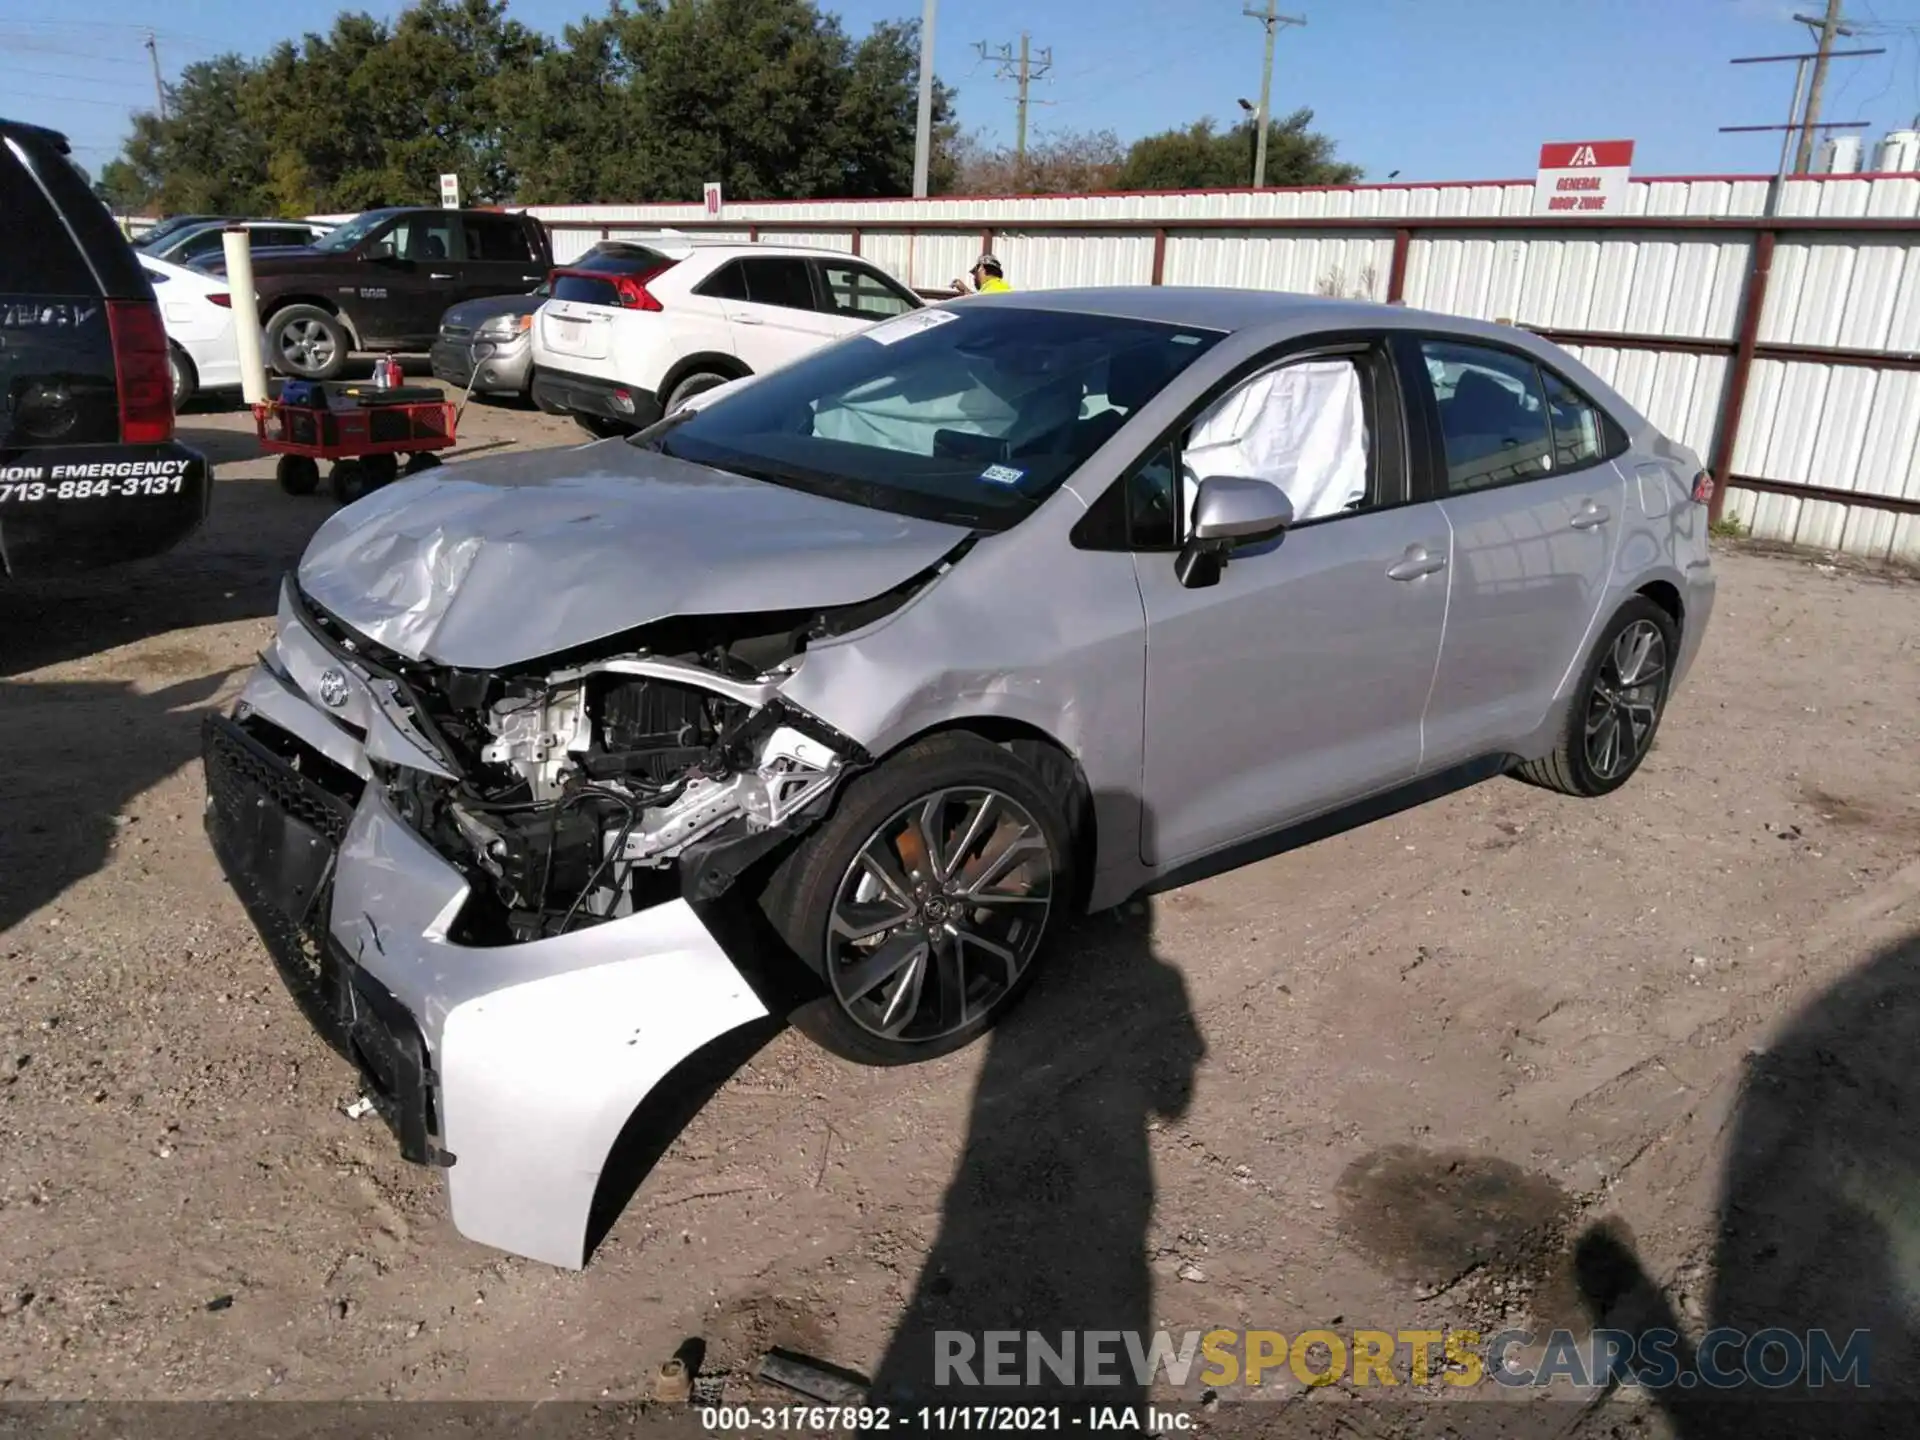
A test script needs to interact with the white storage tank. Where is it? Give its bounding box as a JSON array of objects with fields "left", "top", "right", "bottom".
[
  {"left": 1873, "top": 127, "right": 1920, "bottom": 173},
  {"left": 1818, "top": 134, "right": 1863, "bottom": 174}
]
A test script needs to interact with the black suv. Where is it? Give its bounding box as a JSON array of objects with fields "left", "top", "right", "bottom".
[
  {"left": 202, "top": 206, "right": 553, "bottom": 382},
  {"left": 1, "top": 119, "right": 210, "bottom": 574}
]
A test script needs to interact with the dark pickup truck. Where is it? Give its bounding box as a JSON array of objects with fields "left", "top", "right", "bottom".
[
  {"left": 207, "top": 207, "right": 552, "bottom": 382},
  {"left": 1, "top": 117, "right": 209, "bottom": 576}
]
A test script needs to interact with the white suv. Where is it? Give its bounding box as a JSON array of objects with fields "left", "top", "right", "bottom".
[{"left": 530, "top": 239, "right": 925, "bottom": 436}]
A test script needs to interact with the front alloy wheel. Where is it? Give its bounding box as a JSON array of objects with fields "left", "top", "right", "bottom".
[
  {"left": 762, "top": 732, "right": 1076, "bottom": 1066},
  {"left": 828, "top": 788, "right": 1053, "bottom": 1044}
]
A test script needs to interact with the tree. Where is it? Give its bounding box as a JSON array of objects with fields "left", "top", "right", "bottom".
[
  {"left": 943, "top": 128, "right": 1125, "bottom": 196},
  {"left": 1117, "top": 108, "right": 1360, "bottom": 191}
]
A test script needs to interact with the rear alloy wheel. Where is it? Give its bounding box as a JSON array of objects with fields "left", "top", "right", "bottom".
[
  {"left": 763, "top": 733, "right": 1074, "bottom": 1065},
  {"left": 168, "top": 343, "right": 196, "bottom": 411},
  {"left": 1516, "top": 596, "right": 1678, "bottom": 797},
  {"left": 268, "top": 305, "right": 349, "bottom": 381}
]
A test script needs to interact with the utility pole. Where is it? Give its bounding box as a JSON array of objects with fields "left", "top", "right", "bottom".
[
  {"left": 912, "top": 0, "right": 937, "bottom": 197},
  {"left": 975, "top": 33, "right": 1053, "bottom": 167},
  {"left": 144, "top": 30, "right": 167, "bottom": 121},
  {"left": 1241, "top": 1, "right": 1305, "bottom": 188},
  {"left": 1793, "top": 1, "right": 1854, "bottom": 171},
  {"left": 1726, "top": 36, "right": 1879, "bottom": 210}
]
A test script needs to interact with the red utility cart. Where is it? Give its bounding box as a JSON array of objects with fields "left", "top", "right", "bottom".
[{"left": 254, "top": 382, "right": 457, "bottom": 503}]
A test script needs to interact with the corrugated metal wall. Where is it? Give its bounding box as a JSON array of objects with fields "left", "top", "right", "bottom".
[{"left": 316, "top": 174, "right": 1920, "bottom": 559}]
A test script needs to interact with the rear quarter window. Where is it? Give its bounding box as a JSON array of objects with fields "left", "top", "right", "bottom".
[{"left": 0, "top": 138, "right": 98, "bottom": 295}]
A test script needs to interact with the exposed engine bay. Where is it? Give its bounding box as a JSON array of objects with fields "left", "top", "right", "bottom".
[{"left": 293, "top": 590, "right": 886, "bottom": 945}]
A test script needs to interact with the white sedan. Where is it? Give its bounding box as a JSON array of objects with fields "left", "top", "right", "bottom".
[{"left": 138, "top": 252, "right": 241, "bottom": 410}]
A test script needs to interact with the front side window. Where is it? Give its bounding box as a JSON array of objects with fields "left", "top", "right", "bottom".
[
  {"left": 1181, "top": 357, "right": 1371, "bottom": 532},
  {"left": 654, "top": 306, "right": 1223, "bottom": 531},
  {"left": 818, "top": 262, "right": 918, "bottom": 320},
  {"left": 314, "top": 211, "right": 395, "bottom": 253},
  {"left": 1419, "top": 340, "right": 1554, "bottom": 494},
  {"left": 389, "top": 215, "right": 457, "bottom": 262}
]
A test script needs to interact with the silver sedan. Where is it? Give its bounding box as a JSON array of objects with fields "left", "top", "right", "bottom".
[{"left": 202, "top": 288, "right": 1715, "bottom": 1267}]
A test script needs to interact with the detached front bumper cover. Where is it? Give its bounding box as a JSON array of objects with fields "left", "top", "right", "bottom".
[{"left": 202, "top": 709, "right": 777, "bottom": 1269}]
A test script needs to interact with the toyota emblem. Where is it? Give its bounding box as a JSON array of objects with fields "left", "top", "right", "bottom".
[{"left": 317, "top": 668, "right": 350, "bottom": 710}]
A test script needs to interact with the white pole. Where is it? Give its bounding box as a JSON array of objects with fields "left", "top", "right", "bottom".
[
  {"left": 912, "top": 0, "right": 937, "bottom": 198},
  {"left": 221, "top": 226, "right": 269, "bottom": 405}
]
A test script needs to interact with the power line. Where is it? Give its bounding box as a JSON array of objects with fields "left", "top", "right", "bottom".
[
  {"left": 0, "top": 62, "right": 147, "bottom": 86},
  {"left": 3, "top": 89, "right": 142, "bottom": 110},
  {"left": 974, "top": 33, "right": 1052, "bottom": 165},
  {"left": 1241, "top": 0, "right": 1305, "bottom": 188}
]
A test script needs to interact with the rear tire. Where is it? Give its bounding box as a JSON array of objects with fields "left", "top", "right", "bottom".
[
  {"left": 168, "top": 344, "right": 197, "bottom": 411},
  {"left": 362, "top": 452, "right": 399, "bottom": 489},
  {"left": 267, "top": 304, "right": 349, "bottom": 382},
  {"left": 664, "top": 371, "right": 730, "bottom": 414},
  {"left": 761, "top": 732, "right": 1074, "bottom": 1067},
  {"left": 1515, "top": 596, "right": 1678, "bottom": 798},
  {"left": 574, "top": 413, "right": 629, "bottom": 439}
]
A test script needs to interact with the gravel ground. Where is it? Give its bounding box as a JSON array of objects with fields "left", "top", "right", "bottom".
[{"left": 3, "top": 389, "right": 1918, "bottom": 1436}]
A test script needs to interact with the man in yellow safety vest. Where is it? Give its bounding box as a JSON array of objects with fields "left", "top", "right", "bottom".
[{"left": 952, "top": 252, "right": 1012, "bottom": 294}]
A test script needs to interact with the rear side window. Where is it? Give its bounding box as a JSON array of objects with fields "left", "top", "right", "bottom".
[
  {"left": 0, "top": 138, "right": 97, "bottom": 294},
  {"left": 1541, "top": 367, "right": 1613, "bottom": 470},
  {"left": 552, "top": 274, "right": 619, "bottom": 305},
  {"left": 697, "top": 261, "right": 749, "bottom": 302},
  {"left": 465, "top": 216, "right": 534, "bottom": 263},
  {"left": 740, "top": 257, "right": 816, "bottom": 311},
  {"left": 817, "top": 262, "right": 917, "bottom": 320},
  {"left": 390, "top": 215, "right": 458, "bottom": 262},
  {"left": 1418, "top": 340, "right": 1553, "bottom": 494}
]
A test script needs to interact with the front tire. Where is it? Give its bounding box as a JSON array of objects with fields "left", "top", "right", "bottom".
[
  {"left": 761, "top": 733, "right": 1074, "bottom": 1066},
  {"left": 1516, "top": 596, "right": 1678, "bottom": 797},
  {"left": 267, "top": 304, "right": 349, "bottom": 381}
]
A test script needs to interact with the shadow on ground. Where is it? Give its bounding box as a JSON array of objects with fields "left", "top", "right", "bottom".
[
  {"left": 0, "top": 672, "right": 233, "bottom": 933},
  {"left": 867, "top": 895, "right": 1205, "bottom": 1423},
  {"left": 1569, "top": 929, "right": 1920, "bottom": 1438}
]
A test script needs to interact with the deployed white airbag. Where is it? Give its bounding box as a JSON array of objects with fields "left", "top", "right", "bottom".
[{"left": 1182, "top": 359, "right": 1367, "bottom": 527}]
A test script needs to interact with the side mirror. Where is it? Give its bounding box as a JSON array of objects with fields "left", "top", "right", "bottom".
[{"left": 1176, "top": 476, "right": 1294, "bottom": 589}]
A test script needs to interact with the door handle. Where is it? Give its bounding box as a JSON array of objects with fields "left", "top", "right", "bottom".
[
  {"left": 428, "top": 272, "right": 453, "bottom": 280},
  {"left": 1387, "top": 544, "right": 1448, "bottom": 581},
  {"left": 1569, "top": 502, "right": 1611, "bottom": 530},
  {"left": 728, "top": 311, "right": 763, "bottom": 325}
]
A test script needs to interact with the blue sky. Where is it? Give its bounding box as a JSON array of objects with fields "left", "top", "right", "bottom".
[{"left": 7, "top": 0, "right": 1920, "bottom": 186}]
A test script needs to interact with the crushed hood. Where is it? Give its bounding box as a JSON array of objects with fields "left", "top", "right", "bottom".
[{"left": 295, "top": 441, "right": 972, "bottom": 669}]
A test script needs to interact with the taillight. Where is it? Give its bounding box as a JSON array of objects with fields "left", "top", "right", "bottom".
[
  {"left": 613, "top": 271, "right": 664, "bottom": 311},
  {"left": 1691, "top": 470, "right": 1715, "bottom": 505},
  {"left": 106, "top": 299, "right": 173, "bottom": 443},
  {"left": 207, "top": 293, "right": 232, "bottom": 308}
]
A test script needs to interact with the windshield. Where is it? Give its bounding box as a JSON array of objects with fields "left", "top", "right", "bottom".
[
  {"left": 314, "top": 211, "right": 390, "bottom": 253},
  {"left": 655, "top": 305, "right": 1223, "bottom": 530}
]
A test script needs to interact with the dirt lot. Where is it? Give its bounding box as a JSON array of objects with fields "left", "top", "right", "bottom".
[{"left": 4, "top": 388, "right": 1919, "bottom": 1432}]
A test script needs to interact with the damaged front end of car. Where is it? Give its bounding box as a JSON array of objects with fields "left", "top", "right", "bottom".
[
  {"left": 202, "top": 550, "right": 963, "bottom": 1269},
  {"left": 347, "top": 604, "right": 871, "bottom": 945}
]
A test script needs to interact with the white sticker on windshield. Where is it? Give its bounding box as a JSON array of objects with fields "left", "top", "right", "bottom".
[
  {"left": 979, "top": 464, "right": 1025, "bottom": 485},
  {"left": 865, "top": 307, "right": 961, "bottom": 345}
]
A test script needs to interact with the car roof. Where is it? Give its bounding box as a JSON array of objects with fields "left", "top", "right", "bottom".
[{"left": 0, "top": 117, "right": 70, "bottom": 151}]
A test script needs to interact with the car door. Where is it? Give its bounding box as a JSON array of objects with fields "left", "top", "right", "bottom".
[
  {"left": 459, "top": 214, "right": 548, "bottom": 304},
  {"left": 359, "top": 212, "right": 460, "bottom": 345},
  {"left": 721, "top": 255, "right": 843, "bottom": 370},
  {"left": 1127, "top": 337, "right": 1453, "bottom": 867},
  {"left": 1404, "top": 335, "right": 1631, "bottom": 770},
  {"left": 810, "top": 259, "right": 922, "bottom": 338}
]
